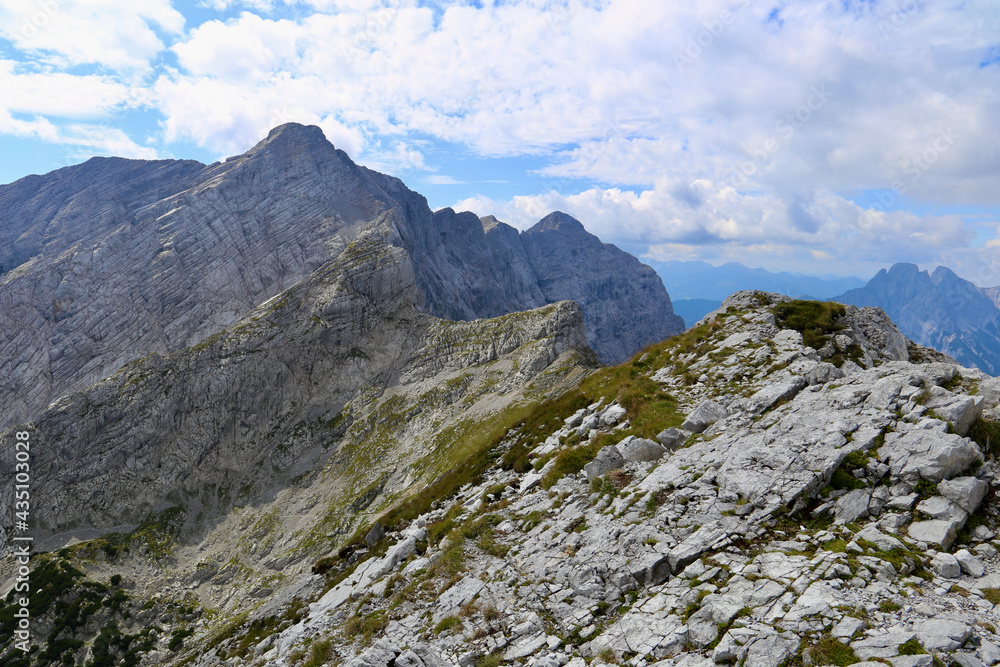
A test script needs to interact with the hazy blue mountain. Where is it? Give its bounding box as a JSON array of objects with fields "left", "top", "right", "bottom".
[
  {"left": 671, "top": 298, "right": 723, "bottom": 327},
  {"left": 649, "top": 259, "right": 865, "bottom": 301},
  {"left": 833, "top": 262, "right": 1000, "bottom": 374}
]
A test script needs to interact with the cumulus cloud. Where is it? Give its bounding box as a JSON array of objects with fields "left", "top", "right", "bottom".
[
  {"left": 1, "top": 0, "right": 999, "bottom": 278},
  {"left": 0, "top": 0, "right": 184, "bottom": 71},
  {"left": 453, "top": 180, "right": 978, "bottom": 278}
]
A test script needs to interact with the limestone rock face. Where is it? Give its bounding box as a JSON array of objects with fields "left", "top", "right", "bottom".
[
  {"left": 2, "top": 234, "right": 593, "bottom": 539},
  {"left": 0, "top": 123, "right": 683, "bottom": 430},
  {"left": 518, "top": 212, "right": 685, "bottom": 364}
]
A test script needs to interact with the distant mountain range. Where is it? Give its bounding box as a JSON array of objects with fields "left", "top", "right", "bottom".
[
  {"left": 832, "top": 263, "right": 1000, "bottom": 375},
  {"left": 649, "top": 260, "right": 866, "bottom": 326}
]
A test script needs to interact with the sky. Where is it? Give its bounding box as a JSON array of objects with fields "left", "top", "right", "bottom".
[{"left": 1, "top": 0, "right": 999, "bottom": 285}]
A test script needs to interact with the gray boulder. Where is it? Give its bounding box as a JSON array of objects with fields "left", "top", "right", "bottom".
[
  {"left": 924, "top": 391, "right": 984, "bottom": 436},
  {"left": 914, "top": 619, "right": 972, "bottom": 652},
  {"left": 938, "top": 476, "right": 989, "bottom": 514},
  {"left": 657, "top": 427, "right": 689, "bottom": 450},
  {"left": 618, "top": 436, "right": 667, "bottom": 463},
  {"left": 682, "top": 400, "right": 730, "bottom": 433},
  {"left": 909, "top": 520, "right": 960, "bottom": 549},
  {"left": 880, "top": 429, "right": 982, "bottom": 483},
  {"left": 584, "top": 445, "right": 626, "bottom": 481},
  {"left": 930, "top": 552, "right": 961, "bottom": 578},
  {"left": 365, "top": 523, "right": 385, "bottom": 546}
]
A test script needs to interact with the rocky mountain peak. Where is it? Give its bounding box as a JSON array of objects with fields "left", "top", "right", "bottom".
[
  {"left": 0, "top": 125, "right": 684, "bottom": 429},
  {"left": 528, "top": 210, "right": 588, "bottom": 235},
  {"left": 834, "top": 263, "right": 1000, "bottom": 374}
]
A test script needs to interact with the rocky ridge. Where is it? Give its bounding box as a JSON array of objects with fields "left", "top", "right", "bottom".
[
  {"left": 236, "top": 292, "right": 1000, "bottom": 667},
  {"left": 5, "top": 291, "right": 1000, "bottom": 667},
  {"left": 1, "top": 229, "right": 595, "bottom": 543},
  {"left": 0, "top": 228, "right": 599, "bottom": 666},
  {"left": 0, "top": 123, "right": 681, "bottom": 430}
]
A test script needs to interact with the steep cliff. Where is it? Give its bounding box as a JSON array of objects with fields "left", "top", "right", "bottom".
[{"left": 0, "top": 124, "right": 682, "bottom": 430}]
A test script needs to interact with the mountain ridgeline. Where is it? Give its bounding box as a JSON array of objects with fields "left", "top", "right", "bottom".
[
  {"left": 0, "top": 123, "right": 682, "bottom": 431},
  {"left": 833, "top": 263, "right": 1000, "bottom": 375}
]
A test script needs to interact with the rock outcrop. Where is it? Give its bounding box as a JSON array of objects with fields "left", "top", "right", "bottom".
[
  {"left": 243, "top": 291, "right": 1000, "bottom": 667},
  {"left": 0, "top": 125, "right": 682, "bottom": 430}
]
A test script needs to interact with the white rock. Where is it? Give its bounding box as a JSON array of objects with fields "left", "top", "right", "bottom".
[
  {"left": 916, "top": 495, "right": 968, "bottom": 523},
  {"left": 954, "top": 549, "right": 986, "bottom": 577},
  {"left": 908, "top": 519, "right": 960, "bottom": 549},
  {"left": 600, "top": 404, "right": 627, "bottom": 427},
  {"left": 913, "top": 618, "right": 972, "bottom": 652},
  {"left": 930, "top": 552, "right": 961, "bottom": 578},
  {"left": 851, "top": 632, "right": 917, "bottom": 660},
  {"left": 880, "top": 429, "right": 982, "bottom": 484},
  {"left": 889, "top": 657, "right": 933, "bottom": 667},
  {"left": 831, "top": 616, "right": 866, "bottom": 639},
  {"left": 938, "top": 476, "right": 989, "bottom": 514}
]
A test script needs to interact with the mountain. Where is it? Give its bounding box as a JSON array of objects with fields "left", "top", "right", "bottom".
[
  {"left": 7, "top": 231, "right": 595, "bottom": 542},
  {"left": 650, "top": 259, "right": 865, "bottom": 301},
  {"left": 5, "top": 289, "right": 1000, "bottom": 667},
  {"left": 833, "top": 263, "right": 1000, "bottom": 374},
  {"left": 671, "top": 298, "right": 724, "bottom": 328},
  {"left": 0, "top": 123, "right": 682, "bottom": 430}
]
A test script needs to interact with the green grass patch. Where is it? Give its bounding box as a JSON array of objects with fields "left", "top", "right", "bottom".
[
  {"left": 772, "top": 300, "right": 846, "bottom": 350},
  {"left": 541, "top": 442, "right": 601, "bottom": 489},
  {"left": 433, "top": 615, "right": 464, "bottom": 634},
  {"left": 898, "top": 638, "right": 927, "bottom": 655},
  {"left": 981, "top": 588, "right": 1000, "bottom": 605},
  {"left": 302, "top": 639, "right": 334, "bottom": 667},
  {"left": 969, "top": 418, "right": 1000, "bottom": 458},
  {"left": 807, "top": 634, "right": 860, "bottom": 667}
]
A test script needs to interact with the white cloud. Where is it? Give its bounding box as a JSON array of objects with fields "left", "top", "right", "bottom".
[
  {"left": 0, "top": 0, "right": 184, "bottom": 71},
  {"left": 424, "top": 175, "right": 464, "bottom": 185},
  {"left": 59, "top": 124, "right": 160, "bottom": 160},
  {"left": 0, "top": 60, "right": 137, "bottom": 118},
  {"left": 453, "top": 180, "right": 979, "bottom": 279},
  {"left": 2, "top": 0, "right": 1000, "bottom": 279}
]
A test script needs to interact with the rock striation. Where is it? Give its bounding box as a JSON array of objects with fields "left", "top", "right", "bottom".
[
  {"left": 1, "top": 231, "right": 594, "bottom": 540},
  {"left": 0, "top": 124, "right": 682, "bottom": 430}
]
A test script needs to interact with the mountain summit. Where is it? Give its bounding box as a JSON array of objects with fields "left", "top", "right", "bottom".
[
  {"left": 0, "top": 123, "right": 683, "bottom": 429},
  {"left": 833, "top": 263, "right": 1000, "bottom": 374}
]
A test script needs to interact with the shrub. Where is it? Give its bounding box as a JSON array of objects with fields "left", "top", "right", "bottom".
[{"left": 772, "top": 300, "right": 846, "bottom": 350}]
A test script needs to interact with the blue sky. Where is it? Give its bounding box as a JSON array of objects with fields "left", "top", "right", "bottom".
[{"left": 1, "top": 0, "right": 999, "bottom": 284}]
